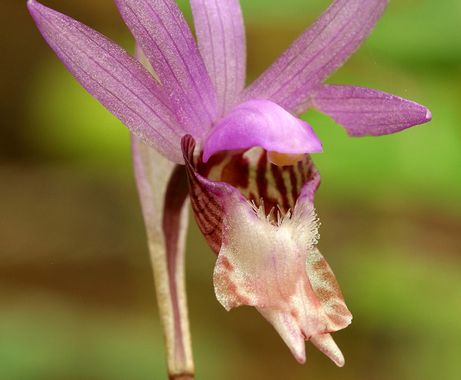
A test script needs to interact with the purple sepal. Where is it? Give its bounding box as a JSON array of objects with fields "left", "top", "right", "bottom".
[
  {"left": 190, "top": 0, "right": 246, "bottom": 116},
  {"left": 27, "top": 0, "right": 185, "bottom": 163},
  {"left": 243, "top": 0, "right": 389, "bottom": 116},
  {"left": 311, "top": 85, "right": 432, "bottom": 136},
  {"left": 115, "top": 0, "right": 218, "bottom": 137}
]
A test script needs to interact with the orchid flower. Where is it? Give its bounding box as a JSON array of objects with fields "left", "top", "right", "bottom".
[{"left": 28, "top": 0, "right": 431, "bottom": 378}]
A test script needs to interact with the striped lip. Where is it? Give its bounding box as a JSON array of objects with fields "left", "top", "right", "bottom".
[
  {"left": 181, "top": 135, "right": 351, "bottom": 366},
  {"left": 181, "top": 135, "right": 320, "bottom": 254}
]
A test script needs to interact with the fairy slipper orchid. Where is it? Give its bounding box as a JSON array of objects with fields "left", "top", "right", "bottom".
[{"left": 28, "top": 0, "right": 431, "bottom": 376}]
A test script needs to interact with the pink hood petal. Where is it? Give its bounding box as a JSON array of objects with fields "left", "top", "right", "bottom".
[{"left": 203, "top": 99, "right": 322, "bottom": 162}]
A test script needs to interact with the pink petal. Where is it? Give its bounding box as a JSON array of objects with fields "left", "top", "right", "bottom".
[
  {"left": 311, "top": 85, "right": 432, "bottom": 136},
  {"left": 115, "top": 0, "right": 218, "bottom": 138},
  {"left": 243, "top": 0, "right": 388, "bottom": 115},
  {"left": 28, "top": 0, "right": 184, "bottom": 163},
  {"left": 203, "top": 100, "right": 322, "bottom": 162},
  {"left": 190, "top": 0, "right": 246, "bottom": 115}
]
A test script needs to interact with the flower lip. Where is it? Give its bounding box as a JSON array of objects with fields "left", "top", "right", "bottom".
[{"left": 202, "top": 99, "right": 323, "bottom": 162}]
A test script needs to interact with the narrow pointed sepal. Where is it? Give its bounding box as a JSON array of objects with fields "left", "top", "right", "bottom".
[
  {"left": 190, "top": 0, "right": 246, "bottom": 115},
  {"left": 311, "top": 85, "right": 432, "bottom": 136},
  {"left": 115, "top": 0, "right": 218, "bottom": 135},
  {"left": 243, "top": 0, "right": 389, "bottom": 115},
  {"left": 27, "top": 0, "right": 184, "bottom": 163}
]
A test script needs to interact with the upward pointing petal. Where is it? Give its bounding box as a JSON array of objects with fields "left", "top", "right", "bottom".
[
  {"left": 243, "top": 0, "right": 388, "bottom": 115},
  {"left": 190, "top": 0, "right": 246, "bottom": 115},
  {"left": 28, "top": 0, "right": 184, "bottom": 163},
  {"left": 115, "top": 0, "right": 218, "bottom": 137}
]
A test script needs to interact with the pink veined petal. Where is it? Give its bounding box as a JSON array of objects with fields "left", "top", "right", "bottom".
[
  {"left": 115, "top": 0, "right": 218, "bottom": 138},
  {"left": 202, "top": 99, "right": 322, "bottom": 162},
  {"left": 311, "top": 84, "right": 432, "bottom": 136},
  {"left": 243, "top": 0, "right": 388, "bottom": 115},
  {"left": 190, "top": 0, "right": 246, "bottom": 115},
  {"left": 27, "top": 0, "right": 184, "bottom": 163}
]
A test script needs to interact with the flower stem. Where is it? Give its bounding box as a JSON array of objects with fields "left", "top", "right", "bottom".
[{"left": 132, "top": 139, "right": 194, "bottom": 379}]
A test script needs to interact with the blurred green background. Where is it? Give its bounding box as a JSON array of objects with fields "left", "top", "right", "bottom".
[{"left": 1, "top": 0, "right": 460, "bottom": 379}]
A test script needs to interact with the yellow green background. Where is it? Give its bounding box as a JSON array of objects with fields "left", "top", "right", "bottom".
[{"left": 1, "top": 0, "right": 460, "bottom": 379}]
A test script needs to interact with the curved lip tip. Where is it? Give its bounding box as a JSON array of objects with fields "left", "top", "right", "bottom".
[
  {"left": 332, "top": 351, "right": 346, "bottom": 367},
  {"left": 328, "top": 351, "right": 345, "bottom": 367},
  {"left": 287, "top": 340, "right": 307, "bottom": 364},
  {"left": 294, "top": 351, "right": 307, "bottom": 365}
]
